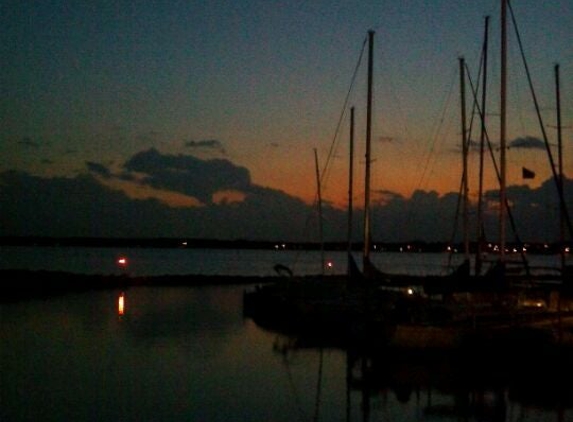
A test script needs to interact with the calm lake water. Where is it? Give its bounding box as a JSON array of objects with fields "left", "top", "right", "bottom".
[
  {"left": 1, "top": 247, "right": 572, "bottom": 421},
  {"left": 2, "top": 245, "right": 568, "bottom": 277}
]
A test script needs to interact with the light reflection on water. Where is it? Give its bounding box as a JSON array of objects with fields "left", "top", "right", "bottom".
[{"left": 1, "top": 284, "right": 571, "bottom": 422}]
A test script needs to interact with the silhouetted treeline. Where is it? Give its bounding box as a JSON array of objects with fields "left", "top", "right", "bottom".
[{"left": 0, "top": 236, "right": 569, "bottom": 254}]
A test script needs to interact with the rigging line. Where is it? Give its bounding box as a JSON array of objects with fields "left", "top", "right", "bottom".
[
  {"left": 464, "top": 64, "right": 500, "bottom": 190},
  {"left": 447, "top": 55, "right": 486, "bottom": 269},
  {"left": 300, "top": 35, "right": 368, "bottom": 256},
  {"left": 447, "top": 173, "right": 464, "bottom": 269},
  {"left": 467, "top": 46, "right": 486, "bottom": 148},
  {"left": 414, "top": 64, "right": 457, "bottom": 191},
  {"left": 465, "top": 61, "right": 530, "bottom": 271},
  {"left": 319, "top": 35, "right": 368, "bottom": 192},
  {"left": 507, "top": 0, "right": 573, "bottom": 240}
]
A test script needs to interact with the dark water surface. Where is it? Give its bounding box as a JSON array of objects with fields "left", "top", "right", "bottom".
[
  {"left": 4, "top": 245, "right": 560, "bottom": 277},
  {"left": 2, "top": 282, "right": 571, "bottom": 422}
]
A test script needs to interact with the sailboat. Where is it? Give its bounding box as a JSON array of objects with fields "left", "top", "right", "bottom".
[
  {"left": 243, "top": 26, "right": 493, "bottom": 347},
  {"left": 345, "top": 31, "right": 481, "bottom": 294},
  {"left": 244, "top": 28, "right": 453, "bottom": 348},
  {"left": 349, "top": 32, "right": 478, "bottom": 298},
  {"left": 243, "top": 130, "right": 392, "bottom": 345},
  {"left": 245, "top": 2, "right": 572, "bottom": 350},
  {"left": 375, "top": 0, "right": 573, "bottom": 353}
]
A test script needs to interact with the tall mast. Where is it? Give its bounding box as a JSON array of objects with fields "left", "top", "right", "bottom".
[
  {"left": 314, "top": 148, "right": 324, "bottom": 275},
  {"left": 363, "top": 30, "right": 375, "bottom": 266},
  {"left": 555, "top": 64, "right": 565, "bottom": 271},
  {"left": 347, "top": 106, "right": 355, "bottom": 272},
  {"left": 476, "top": 15, "right": 490, "bottom": 276},
  {"left": 459, "top": 56, "right": 470, "bottom": 261},
  {"left": 499, "top": 0, "right": 507, "bottom": 262}
]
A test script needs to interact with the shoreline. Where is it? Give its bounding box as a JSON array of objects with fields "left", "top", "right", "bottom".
[{"left": 1, "top": 236, "right": 570, "bottom": 254}]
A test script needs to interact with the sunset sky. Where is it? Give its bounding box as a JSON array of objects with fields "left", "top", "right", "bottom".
[{"left": 1, "top": 0, "right": 571, "bottom": 242}]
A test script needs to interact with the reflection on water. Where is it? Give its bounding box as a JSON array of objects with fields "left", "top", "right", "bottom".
[
  {"left": 118, "top": 292, "right": 125, "bottom": 316},
  {"left": 1, "top": 284, "right": 571, "bottom": 422},
  {"left": 273, "top": 332, "right": 573, "bottom": 422},
  {"left": 344, "top": 348, "right": 572, "bottom": 422}
]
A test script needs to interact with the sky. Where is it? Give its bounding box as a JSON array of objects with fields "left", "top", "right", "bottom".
[{"left": 1, "top": 0, "right": 572, "bottom": 243}]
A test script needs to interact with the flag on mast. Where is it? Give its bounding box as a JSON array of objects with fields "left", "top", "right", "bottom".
[{"left": 522, "top": 167, "right": 535, "bottom": 179}]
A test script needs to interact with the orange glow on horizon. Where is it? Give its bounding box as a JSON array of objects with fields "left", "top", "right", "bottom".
[{"left": 100, "top": 177, "right": 203, "bottom": 208}]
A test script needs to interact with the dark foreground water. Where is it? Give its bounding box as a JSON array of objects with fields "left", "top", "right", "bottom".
[{"left": 2, "top": 282, "right": 572, "bottom": 422}]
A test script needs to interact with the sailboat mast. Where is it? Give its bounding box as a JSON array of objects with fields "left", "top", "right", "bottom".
[
  {"left": 555, "top": 64, "right": 565, "bottom": 271},
  {"left": 363, "top": 30, "right": 375, "bottom": 264},
  {"left": 459, "top": 56, "right": 470, "bottom": 260},
  {"left": 314, "top": 148, "right": 325, "bottom": 275},
  {"left": 499, "top": 0, "right": 507, "bottom": 262},
  {"left": 476, "top": 15, "right": 490, "bottom": 276},
  {"left": 348, "top": 106, "right": 355, "bottom": 263}
]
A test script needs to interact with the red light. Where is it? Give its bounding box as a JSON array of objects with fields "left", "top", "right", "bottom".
[{"left": 117, "top": 257, "right": 128, "bottom": 267}]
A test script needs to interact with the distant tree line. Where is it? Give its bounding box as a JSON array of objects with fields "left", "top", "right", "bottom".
[{"left": 0, "top": 236, "right": 569, "bottom": 255}]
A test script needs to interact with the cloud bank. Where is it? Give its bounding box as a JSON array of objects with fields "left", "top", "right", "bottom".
[{"left": 1, "top": 148, "right": 571, "bottom": 243}]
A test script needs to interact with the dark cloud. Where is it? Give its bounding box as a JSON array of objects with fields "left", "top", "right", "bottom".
[
  {"left": 1, "top": 150, "right": 571, "bottom": 243},
  {"left": 122, "top": 148, "right": 251, "bottom": 204},
  {"left": 118, "top": 171, "right": 137, "bottom": 182},
  {"left": 0, "top": 169, "right": 318, "bottom": 241},
  {"left": 508, "top": 136, "right": 546, "bottom": 150},
  {"left": 371, "top": 189, "right": 461, "bottom": 243},
  {"left": 86, "top": 161, "right": 112, "bottom": 179},
  {"left": 372, "top": 189, "right": 403, "bottom": 205},
  {"left": 0, "top": 171, "right": 163, "bottom": 238}
]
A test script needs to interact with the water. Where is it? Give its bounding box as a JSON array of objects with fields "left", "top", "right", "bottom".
[
  {"left": 1, "top": 247, "right": 571, "bottom": 421},
  {"left": 0, "top": 246, "right": 339, "bottom": 276},
  {"left": 2, "top": 245, "right": 566, "bottom": 277},
  {"left": 2, "top": 284, "right": 571, "bottom": 421}
]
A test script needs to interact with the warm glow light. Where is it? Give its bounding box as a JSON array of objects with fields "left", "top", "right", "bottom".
[
  {"left": 326, "top": 261, "right": 333, "bottom": 269},
  {"left": 118, "top": 292, "right": 125, "bottom": 316},
  {"left": 407, "top": 288, "right": 414, "bottom": 295},
  {"left": 117, "top": 257, "right": 128, "bottom": 267}
]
